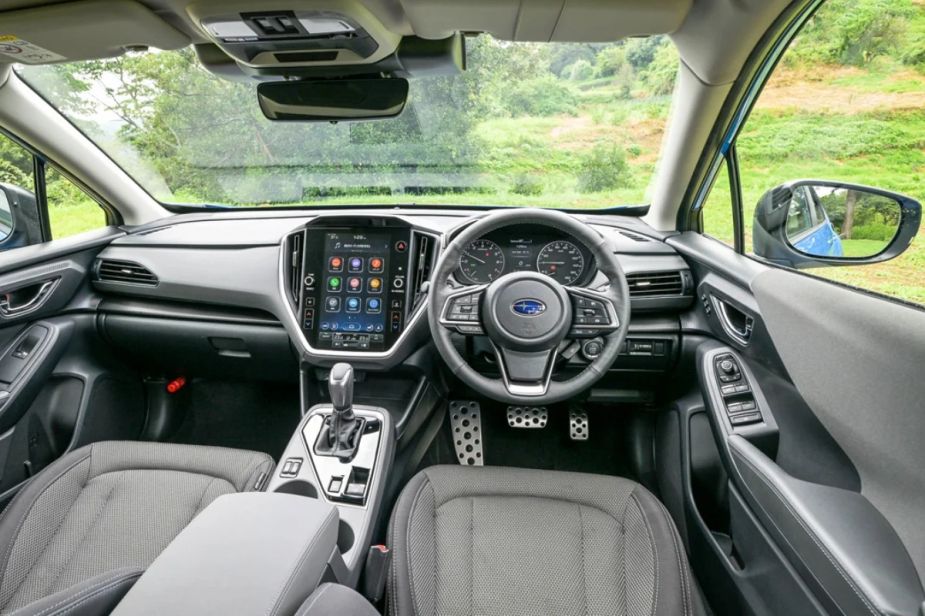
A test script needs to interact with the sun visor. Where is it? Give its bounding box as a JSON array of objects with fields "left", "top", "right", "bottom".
[
  {"left": 398, "top": 0, "right": 692, "bottom": 42},
  {"left": 0, "top": 0, "right": 189, "bottom": 64}
]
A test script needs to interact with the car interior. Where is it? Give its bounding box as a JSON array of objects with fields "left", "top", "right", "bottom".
[{"left": 0, "top": 0, "right": 922, "bottom": 615}]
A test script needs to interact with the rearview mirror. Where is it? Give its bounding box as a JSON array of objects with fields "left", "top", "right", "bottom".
[
  {"left": 257, "top": 78, "right": 409, "bottom": 122},
  {"left": 753, "top": 180, "right": 921, "bottom": 268}
]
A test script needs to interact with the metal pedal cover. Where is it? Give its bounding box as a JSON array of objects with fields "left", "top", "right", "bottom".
[
  {"left": 569, "top": 411, "right": 589, "bottom": 441},
  {"left": 449, "top": 401, "right": 484, "bottom": 466},
  {"left": 507, "top": 406, "right": 548, "bottom": 429}
]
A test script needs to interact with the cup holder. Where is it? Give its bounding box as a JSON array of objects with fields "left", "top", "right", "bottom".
[
  {"left": 337, "top": 519, "right": 355, "bottom": 554},
  {"left": 274, "top": 480, "right": 318, "bottom": 499}
]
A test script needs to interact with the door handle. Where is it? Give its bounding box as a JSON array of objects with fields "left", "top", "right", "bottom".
[
  {"left": 0, "top": 279, "right": 58, "bottom": 317},
  {"left": 710, "top": 295, "right": 754, "bottom": 345}
]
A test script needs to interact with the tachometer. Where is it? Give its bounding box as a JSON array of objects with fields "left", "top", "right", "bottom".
[
  {"left": 459, "top": 239, "right": 505, "bottom": 283},
  {"left": 537, "top": 240, "right": 584, "bottom": 284}
]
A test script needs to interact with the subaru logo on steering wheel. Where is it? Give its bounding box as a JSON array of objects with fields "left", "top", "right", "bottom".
[{"left": 511, "top": 299, "right": 546, "bottom": 316}]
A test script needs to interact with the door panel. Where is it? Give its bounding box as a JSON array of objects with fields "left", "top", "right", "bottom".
[
  {"left": 752, "top": 267, "right": 925, "bottom": 588},
  {"left": 667, "top": 232, "right": 925, "bottom": 616}
]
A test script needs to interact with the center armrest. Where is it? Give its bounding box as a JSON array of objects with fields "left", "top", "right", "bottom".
[{"left": 112, "top": 492, "right": 339, "bottom": 616}]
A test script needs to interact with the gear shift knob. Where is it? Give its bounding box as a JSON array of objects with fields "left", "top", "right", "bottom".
[{"left": 328, "top": 363, "right": 354, "bottom": 414}]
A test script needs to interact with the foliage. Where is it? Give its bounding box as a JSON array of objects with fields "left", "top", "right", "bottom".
[
  {"left": 511, "top": 174, "right": 544, "bottom": 196},
  {"left": 639, "top": 41, "right": 679, "bottom": 96},
  {"left": 567, "top": 59, "right": 595, "bottom": 81},
  {"left": 504, "top": 75, "right": 579, "bottom": 116},
  {"left": 851, "top": 222, "right": 897, "bottom": 241},
  {"left": 578, "top": 145, "right": 632, "bottom": 193}
]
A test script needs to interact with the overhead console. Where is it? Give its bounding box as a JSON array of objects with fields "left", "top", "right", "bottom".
[
  {"left": 188, "top": 0, "right": 401, "bottom": 71},
  {"left": 283, "top": 216, "right": 437, "bottom": 359}
]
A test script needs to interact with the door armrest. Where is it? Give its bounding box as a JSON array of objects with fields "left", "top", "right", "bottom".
[{"left": 729, "top": 435, "right": 924, "bottom": 616}]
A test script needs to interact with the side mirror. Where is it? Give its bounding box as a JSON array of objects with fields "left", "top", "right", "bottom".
[
  {"left": 0, "top": 182, "right": 43, "bottom": 250},
  {"left": 753, "top": 180, "right": 921, "bottom": 268}
]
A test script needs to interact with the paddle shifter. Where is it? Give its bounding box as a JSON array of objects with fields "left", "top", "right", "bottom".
[{"left": 316, "top": 362, "right": 364, "bottom": 459}]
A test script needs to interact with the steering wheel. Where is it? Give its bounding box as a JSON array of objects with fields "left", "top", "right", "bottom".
[{"left": 428, "top": 208, "right": 631, "bottom": 404}]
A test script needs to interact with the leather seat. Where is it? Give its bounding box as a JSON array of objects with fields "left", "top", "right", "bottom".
[
  {"left": 0, "top": 441, "right": 273, "bottom": 616},
  {"left": 388, "top": 465, "right": 704, "bottom": 616}
]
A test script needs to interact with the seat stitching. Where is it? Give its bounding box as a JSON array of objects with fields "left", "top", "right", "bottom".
[
  {"left": 0, "top": 452, "right": 91, "bottom": 597},
  {"left": 462, "top": 498, "right": 473, "bottom": 616},
  {"left": 193, "top": 477, "right": 219, "bottom": 516},
  {"left": 18, "top": 570, "right": 140, "bottom": 616},
  {"left": 656, "top": 501, "right": 689, "bottom": 616},
  {"left": 734, "top": 452, "right": 878, "bottom": 616},
  {"left": 404, "top": 476, "right": 430, "bottom": 616},
  {"left": 620, "top": 500, "right": 629, "bottom": 616},
  {"left": 629, "top": 492, "right": 659, "bottom": 616},
  {"left": 577, "top": 504, "right": 589, "bottom": 616},
  {"left": 434, "top": 496, "right": 625, "bottom": 530},
  {"left": 40, "top": 480, "right": 119, "bottom": 599}
]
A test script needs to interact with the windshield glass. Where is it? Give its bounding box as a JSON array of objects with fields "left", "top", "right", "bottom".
[{"left": 16, "top": 36, "right": 678, "bottom": 209}]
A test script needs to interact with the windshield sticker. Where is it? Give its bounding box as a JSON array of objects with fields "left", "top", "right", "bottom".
[{"left": 0, "top": 35, "right": 65, "bottom": 64}]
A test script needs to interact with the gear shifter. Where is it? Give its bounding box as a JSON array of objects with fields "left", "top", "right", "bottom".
[{"left": 317, "top": 363, "right": 364, "bottom": 459}]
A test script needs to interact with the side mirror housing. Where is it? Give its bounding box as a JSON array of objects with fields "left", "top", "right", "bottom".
[
  {"left": 752, "top": 180, "right": 921, "bottom": 269},
  {"left": 0, "top": 182, "right": 43, "bottom": 249}
]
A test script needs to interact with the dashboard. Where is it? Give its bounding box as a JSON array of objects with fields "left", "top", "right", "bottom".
[
  {"left": 454, "top": 225, "right": 595, "bottom": 286},
  {"left": 91, "top": 208, "right": 692, "bottom": 370}
]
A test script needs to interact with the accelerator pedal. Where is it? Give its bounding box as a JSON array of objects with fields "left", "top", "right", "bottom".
[
  {"left": 449, "top": 401, "right": 484, "bottom": 466},
  {"left": 569, "top": 410, "right": 589, "bottom": 441},
  {"left": 506, "top": 406, "right": 548, "bottom": 429}
]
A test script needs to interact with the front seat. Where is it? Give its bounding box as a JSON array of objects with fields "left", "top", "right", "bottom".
[
  {"left": 0, "top": 440, "right": 273, "bottom": 616},
  {"left": 388, "top": 466, "right": 705, "bottom": 616}
]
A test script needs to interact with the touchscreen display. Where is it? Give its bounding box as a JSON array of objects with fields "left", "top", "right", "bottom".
[{"left": 318, "top": 232, "right": 391, "bottom": 335}]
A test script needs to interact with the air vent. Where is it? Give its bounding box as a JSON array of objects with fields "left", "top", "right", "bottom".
[
  {"left": 627, "top": 271, "right": 684, "bottom": 298},
  {"left": 96, "top": 259, "right": 158, "bottom": 286},
  {"left": 411, "top": 232, "right": 436, "bottom": 309},
  {"left": 285, "top": 231, "right": 305, "bottom": 307},
  {"left": 618, "top": 230, "right": 652, "bottom": 243}
]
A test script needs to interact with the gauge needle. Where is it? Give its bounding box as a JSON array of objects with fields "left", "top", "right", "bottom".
[{"left": 464, "top": 252, "right": 486, "bottom": 264}]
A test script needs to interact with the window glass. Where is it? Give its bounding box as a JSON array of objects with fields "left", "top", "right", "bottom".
[
  {"left": 700, "top": 161, "right": 734, "bottom": 247},
  {"left": 735, "top": 0, "right": 925, "bottom": 305},
  {"left": 45, "top": 166, "right": 107, "bottom": 239},
  {"left": 0, "top": 133, "right": 41, "bottom": 249}
]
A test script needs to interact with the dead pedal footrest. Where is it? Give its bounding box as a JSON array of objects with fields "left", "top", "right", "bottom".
[{"left": 449, "top": 401, "right": 484, "bottom": 466}]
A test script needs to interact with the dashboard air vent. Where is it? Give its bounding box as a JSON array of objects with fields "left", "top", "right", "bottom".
[
  {"left": 285, "top": 231, "right": 304, "bottom": 307},
  {"left": 96, "top": 259, "right": 158, "bottom": 286},
  {"left": 627, "top": 271, "right": 684, "bottom": 298},
  {"left": 411, "top": 232, "right": 436, "bottom": 309}
]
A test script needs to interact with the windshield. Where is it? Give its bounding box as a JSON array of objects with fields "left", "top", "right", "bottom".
[{"left": 16, "top": 36, "right": 678, "bottom": 209}]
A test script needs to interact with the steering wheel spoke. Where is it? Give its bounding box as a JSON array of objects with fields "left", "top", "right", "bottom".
[
  {"left": 565, "top": 286, "right": 620, "bottom": 338},
  {"left": 438, "top": 284, "right": 487, "bottom": 335},
  {"left": 492, "top": 344, "right": 558, "bottom": 398}
]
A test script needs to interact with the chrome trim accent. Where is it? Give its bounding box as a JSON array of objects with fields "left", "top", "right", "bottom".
[
  {"left": 710, "top": 295, "right": 753, "bottom": 346},
  {"left": 277, "top": 223, "right": 440, "bottom": 360},
  {"left": 491, "top": 341, "right": 559, "bottom": 397}
]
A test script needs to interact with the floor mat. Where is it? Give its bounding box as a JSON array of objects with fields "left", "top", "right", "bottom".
[
  {"left": 168, "top": 379, "right": 300, "bottom": 461},
  {"left": 421, "top": 401, "right": 643, "bottom": 478}
]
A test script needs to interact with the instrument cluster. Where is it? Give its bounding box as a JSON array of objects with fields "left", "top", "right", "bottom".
[{"left": 455, "top": 224, "right": 595, "bottom": 285}]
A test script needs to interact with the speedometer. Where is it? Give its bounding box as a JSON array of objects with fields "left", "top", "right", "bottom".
[
  {"left": 537, "top": 240, "right": 584, "bottom": 284},
  {"left": 459, "top": 239, "right": 505, "bottom": 283}
]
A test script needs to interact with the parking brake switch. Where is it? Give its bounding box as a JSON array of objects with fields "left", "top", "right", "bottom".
[{"left": 714, "top": 354, "right": 762, "bottom": 427}]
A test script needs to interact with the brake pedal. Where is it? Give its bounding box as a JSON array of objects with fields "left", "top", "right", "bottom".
[
  {"left": 569, "top": 410, "right": 589, "bottom": 441},
  {"left": 449, "top": 401, "right": 484, "bottom": 466},
  {"left": 507, "top": 406, "right": 548, "bottom": 429}
]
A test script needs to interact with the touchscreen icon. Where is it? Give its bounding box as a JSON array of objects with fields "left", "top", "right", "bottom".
[
  {"left": 368, "top": 277, "right": 383, "bottom": 293},
  {"left": 348, "top": 257, "right": 364, "bottom": 272},
  {"left": 347, "top": 277, "right": 362, "bottom": 293},
  {"left": 366, "top": 298, "right": 382, "bottom": 313},
  {"left": 369, "top": 257, "right": 384, "bottom": 273},
  {"left": 328, "top": 256, "right": 343, "bottom": 272},
  {"left": 324, "top": 297, "right": 341, "bottom": 312},
  {"left": 326, "top": 276, "right": 342, "bottom": 292},
  {"left": 346, "top": 297, "right": 361, "bottom": 313}
]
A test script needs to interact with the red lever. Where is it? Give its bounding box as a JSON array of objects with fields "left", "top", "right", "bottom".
[{"left": 166, "top": 377, "right": 187, "bottom": 394}]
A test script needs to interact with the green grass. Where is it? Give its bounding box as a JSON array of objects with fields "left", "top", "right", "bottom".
[
  {"left": 841, "top": 238, "right": 889, "bottom": 257},
  {"left": 48, "top": 200, "right": 106, "bottom": 239}
]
